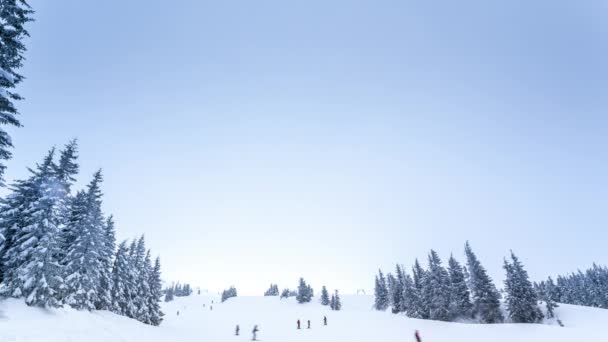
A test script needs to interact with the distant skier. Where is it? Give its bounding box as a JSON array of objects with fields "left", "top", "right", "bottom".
[
  {"left": 177, "top": 310, "right": 180, "bottom": 316},
  {"left": 307, "top": 320, "right": 311, "bottom": 329},
  {"left": 323, "top": 316, "right": 327, "bottom": 326},
  {"left": 235, "top": 325, "right": 240, "bottom": 336},
  {"left": 297, "top": 319, "right": 301, "bottom": 329},
  {"left": 210, "top": 305, "right": 213, "bottom": 311},
  {"left": 415, "top": 330, "right": 422, "bottom": 342},
  {"left": 252, "top": 325, "right": 259, "bottom": 341}
]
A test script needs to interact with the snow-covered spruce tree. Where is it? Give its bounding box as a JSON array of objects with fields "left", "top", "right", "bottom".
[
  {"left": 393, "top": 264, "right": 406, "bottom": 313},
  {"left": 110, "top": 241, "right": 134, "bottom": 315},
  {"left": 448, "top": 254, "right": 473, "bottom": 319},
  {"left": 374, "top": 269, "right": 389, "bottom": 311},
  {"left": 423, "top": 250, "right": 451, "bottom": 321},
  {"left": 264, "top": 284, "right": 279, "bottom": 296},
  {"left": 132, "top": 236, "right": 150, "bottom": 322},
  {"left": 221, "top": 286, "right": 237, "bottom": 302},
  {"left": 412, "top": 259, "right": 429, "bottom": 319},
  {"left": 164, "top": 285, "right": 174, "bottom": 302},
  {"left": 62, "top": 170, "right": 106, "bottom": 310},
  {"left": 386, "top": 272, "right": 397, "bottom": 309},
  {"left": 402, "top": 273, "right": 419, "bottom": 318},
  {"left": 96, "top": 215, "right": 116, "bottom": 310},
  {"left": 320, "top": 285, "right": 330, "bottom": 305},
  {"left": 0, "top": 175, "right": 37, "bottom": 285},
  {"left": 0, "top": 0, "right": 34, "bottom": 184},
  {"left": 464, "top": 242, "right": 503, "bottom": 323},
  {"left": 280, "top": 288, "right": 290, "bottom": 299},
  {"left": 296, "top": 277, "right": 312, "bottom": 303},
  {"left": 332, "top": 290, "right": 342, "bottom": 311},
  {"left": 0, "top": 149, "right": 67, "bottom": 307},
  {"left": 540, "top": 277, "right": 559, "bottom": 318},
  {"left": 330, "top": 293, "right": 336, "bottom": 310},
  {"left": 148, "top": 256, "right": 164, "bottom": 326},
  {"left": 503, "top": 251, "right": 543, "bottom": 323}
]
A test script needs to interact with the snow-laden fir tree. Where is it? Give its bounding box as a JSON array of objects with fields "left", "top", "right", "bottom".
[
  {"left": 331, "top": 290, "right": 342, "bottom": 311},
  {"left": 539, "top": 277, "right": 559, "bottom": 318},
  {"left": 386, "top": 272, "right": 397, "bottom": 309},
  {"left": 221, "top": 286, "right": 237, "bottom": 302},
  {"left": 392, "top": 264, "right": 406, "bottom": 313},
  {"left": 148, "top": 256, "right": 164, "bottom": 326},
  {"left": 464, "top": 242, "right": 503, "bottom": 323},
  {"left": 164, "top": 285, "right": 174, "bottom": 302},
  {"left": 503, "top": 251, "right": 543, "bottom": 323},
  {"left": 264, "top": 284, "right": 279, "bottom": 296},
  {"left": 412, "top": 259, "right": 429, "bottom": 318},
  {"left": 280, "top": 288, "right": 290, "bottom": 299},
  {"left": 111, "top": 241, "right": 136, "bottom": 316},
  {"left": 320, "top": 285, "right": 330, "bottom": 305},
  {"left": 96, "top": 215, "right": 115, "bottom": 310},
  {"left": 402, "top": 273, "right": 419, "bottom": 318},
  {"left": 0, "top": 149, "right": 67, "bottom": 307},
  {"left": 447, "top": 254, "right": 473, "bottom": 319},
  {"left": 0, "top": 0, "right": 34, "bottom": 184},
  {"left": 296, "top": 277, "right": 312, "bottom": 303},
  {"left": 374, "top": 269, "right": 389, "bottom": 311},
  {"left": 61, "top": 170, "right": 106, "bottom": 310},
  {"left": 423, "top": 250, "right": 451, "bottom": 321}
]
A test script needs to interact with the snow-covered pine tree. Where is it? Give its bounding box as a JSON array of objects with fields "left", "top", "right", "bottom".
[
  {"left": 280, "top": 288, "right": 290, "bottom": 299},
  {"left": 111, "top": 241, "right": 136, "bottom": 316},
  {"left": 164, "top": 285, "right": 174, "bottom": 302},
  {"left": 221, "top": 286, "right": 237, "bottom": 302},
  {"left": 423, "top": 250, "right": 451, "bottom": 321},
  {"left": 333, "top": 290, "right": 342, "bottom": 311},
  {"left": 541, "top": 277, "right": 559, "bottom": 318},
  {"left": 0, "top": 149, "right": 67, "bottom": 307},
  {"left": 393, "top": 264, "right": 406, "bottom": 313},
  {"left": 330, "top": 293, "right": 336, "bottom": 310},
  {"left": 320, "top": 285, "right": 330, "bottom": 305},
  {"left": 412, "top": 259, "right": 429, "bottom": 319},
  {"left": 386, "top": 272, "right": 397, "bottom": 310},
  {"left": 296, "top": 277, "right": 312, "bottom": 303},
  {"left": 264, "top": 284, "right": 279, "bottom": 296},
  {"left": 374, "top": 269, "right": 389, "bottom": 311},
  {"left": 503, "top": 251, "right": 543, "bottom": 323},
  {"left": 62, "top": 170, "right": 106, "bottom": 310},
  {"left": 148, "top": 256, "right": 164, "bottom": 326},
  {"left": 402, "top": 273, "right": 419, "bottom": 318},
  {"left": 0, "top": 0, "right": 34, "bottom": 184},
  {"left": 96, "top": 215, "right": 116, "bottom": 310},
  {"left": 464, "top": 242, "right": 503, "bottom": 323},
  {"left": 132, "top": 235, "right": 150, "bottom": 322},
  {"left": 448, "top": 254, "right": 473, "bottom": 319}
]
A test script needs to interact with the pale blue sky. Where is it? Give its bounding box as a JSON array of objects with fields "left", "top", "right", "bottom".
[{"left": 3, "top": 0, "right": 607, "bottom": 294}]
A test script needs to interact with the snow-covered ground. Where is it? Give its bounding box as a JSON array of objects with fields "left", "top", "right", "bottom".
[{"left": 1, "top": 293, "right": 608, "bottom": 342}]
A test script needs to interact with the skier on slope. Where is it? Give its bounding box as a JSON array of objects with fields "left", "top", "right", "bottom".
[
  {"left": 415, "top": 330, "right": 422, "bottom": 342},
  {"left": 297, "top": 319, "right": 301, "bottom": 329},
  {"left": 252, "top": 325, "right": 259, "bottom": 341},
  {"left": 307, "top": 320, "right": 311, "bottom": 329},
  {"left": 235, "top": 325, "right": 240, "bottom": 336},
  {"left": 323, "top": 316, "right": 327, "bottom": 326}
]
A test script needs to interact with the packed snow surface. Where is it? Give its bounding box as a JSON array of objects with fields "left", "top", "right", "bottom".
[{"left": 1, "top": 293, "right": 608, "bottom": 341}]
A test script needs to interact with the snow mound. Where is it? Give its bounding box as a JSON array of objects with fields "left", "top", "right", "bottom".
[{"left": 2, "top": 293, "right": 608, "bottom": 341}]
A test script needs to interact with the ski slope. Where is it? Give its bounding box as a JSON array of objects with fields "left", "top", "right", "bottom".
[{"left": 1, "top": 293, "right": 608, "bottom": 341}]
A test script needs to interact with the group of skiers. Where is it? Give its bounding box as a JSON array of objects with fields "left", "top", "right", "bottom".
[
  {"left": 234, "top": 324, "right": 259, "bottom": 341},
  {"left": 296, "top": 316, "right": 328, "bottom": 330}
]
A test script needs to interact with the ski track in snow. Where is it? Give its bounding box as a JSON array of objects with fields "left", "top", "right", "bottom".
[{"left": 1, "top": 294, "right": 608, "bottom": 341}]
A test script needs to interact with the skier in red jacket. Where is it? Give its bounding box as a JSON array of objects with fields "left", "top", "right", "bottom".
[{"left": 415, "top": 330, "right": 422, "bottom": 342}]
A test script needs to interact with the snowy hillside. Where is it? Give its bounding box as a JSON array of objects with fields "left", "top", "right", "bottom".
[{"left": 2, "top": 294, "right": 608, "bottom": 342}]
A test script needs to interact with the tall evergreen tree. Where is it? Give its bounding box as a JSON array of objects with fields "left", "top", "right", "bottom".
[
  {"left": 320, "top": 285, "right": 330, "bottom": 305},
  {"left": 332, "top": 290, "right": 342, "bottom": 311},
  {"left": 447, "top": 255, "right": 473, "bottom": 319},
  {"left": 465, "top": 242, "right": 503, "bottom": 323},
  {"left": 0, "top": 149, "right": 66, "bottom": 307},
  {"left": 62, "top": 171, "right": 105, "bottom": 310},
  {"left": 412, "top": 259, "right": 429, "bottom": 318},
  {"left": 110, "top": 241, "right": 135, "bottom": 316},
  {"left": 0, "top": 0, "right": 34, "bottom": 184},
  {"left": 96, "top": 215, "right": 115, "bottom": 310},
  {"left": 402, "top": 273, "right": 419, "bottom": 318},
  {"left": 503, "top": 251, "right": 543, "bottom": 323},
  {"left": 424, "top": 250, "right": 451, "bottom": 321},
  {"left": 148, "top": 256, "right": 164, "bottom": 326},
  {"left": 392, "top": 264, "right": 406, "bottom": 313},
  {"left": 374, "top": 270, "right": 389, "bottom": 311},
  {"left": 296, "top": 277, "right": 312, "bottom": 303}
]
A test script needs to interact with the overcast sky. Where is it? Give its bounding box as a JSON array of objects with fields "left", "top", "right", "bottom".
[{"left": 4, "top": 0, "right": 607, "bottom": 294}]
